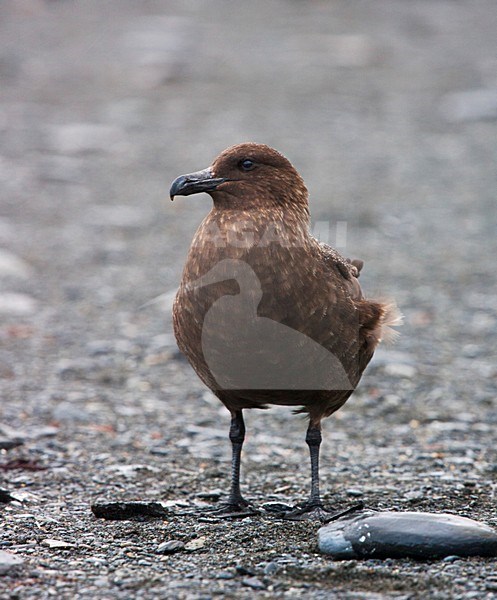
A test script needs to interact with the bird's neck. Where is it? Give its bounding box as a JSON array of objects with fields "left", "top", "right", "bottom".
[{"left": 202, "top": 205, "right": 311, "bottom": 250}]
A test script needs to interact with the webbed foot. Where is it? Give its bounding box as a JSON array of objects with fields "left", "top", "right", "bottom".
[
  {"left": 266, "top": 501, "right": 363, "bottom": 523},
  {"left": 201, "top": 500, "right": 259, "bottom": 519}
]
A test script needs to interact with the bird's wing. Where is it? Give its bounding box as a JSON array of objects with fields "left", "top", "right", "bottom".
[{"left": 318, "top": 242, "right": 364, "bottom": 301}]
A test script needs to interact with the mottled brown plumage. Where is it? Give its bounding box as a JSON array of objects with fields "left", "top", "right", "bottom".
[{"left": 169, "top": 143, "right": 400, "bottom": 519}]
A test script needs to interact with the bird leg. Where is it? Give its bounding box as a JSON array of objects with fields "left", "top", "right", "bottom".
[
  {"left": 227, "top": 410, "right": 248, "bottom": 507},
  {"left": 283, "top": 422, "right": 333, "bottom": 521},
  {"left": 307, "top": 423, "right": 323, "bottom": 507},
  {"left": 202, "top": 410, "right": 258, "bottom": 518}
]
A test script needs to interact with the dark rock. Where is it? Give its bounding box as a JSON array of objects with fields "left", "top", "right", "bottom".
[
  {"left": 236, "top": 565, "right": 256, "bottom": 576},
  {"left": 149, "top": 447, "right": 170, "bottom": 456},
  {"left": 0, "top": 489, "right": 16, "bottom": 503},
  {"left": 91, "top": 501, "right": 169, "bottom": 520},
  {"left": 261, "top": 502, "right": 294, "bottom": 513},
  {"left": 242, "top": 576, "right": 266, "bottom": 591},
  {"left": 0, "top": 437, "right": 24, "bottom": 450},
  {"left": 157, "top": 540, "right": 185, "bottom": 554},
  {"left": 196, "top": 490, "right": 222, "bottom": 501},
  {"left": 318, "top": 511, "right": 497, "bottom": 559},
  {"left": 0, "top": 459, "right": 46, "bottom": 471},
  {"left": 216, "top": 571, "right": 235, "bottom": 580}
]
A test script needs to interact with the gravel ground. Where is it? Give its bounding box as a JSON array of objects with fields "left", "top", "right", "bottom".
[{"left": 1, "top": 1, "right": 497, "bottom": 598}]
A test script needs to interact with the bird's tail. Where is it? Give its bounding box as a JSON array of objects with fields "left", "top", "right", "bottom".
[{"left": 378, "top": 300, "right": 403, "bottom": 344}]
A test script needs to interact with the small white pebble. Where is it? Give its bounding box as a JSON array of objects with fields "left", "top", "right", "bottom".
[{"left": 0, "top": 293, "right": 37, "bottom": 315}]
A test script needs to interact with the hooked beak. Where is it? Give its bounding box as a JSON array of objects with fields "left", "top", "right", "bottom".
[{"left": 169, "top": 168, "right": 227, "bottom": 201}]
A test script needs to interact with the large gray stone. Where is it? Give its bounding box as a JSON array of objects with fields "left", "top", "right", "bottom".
[{"left": 318, "top": 511, "right": 497, "bottom": 560}]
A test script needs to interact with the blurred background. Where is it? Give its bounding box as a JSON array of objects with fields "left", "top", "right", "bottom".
[
  {"left": 2, "top": 0, "right": 496, "bottom": 407},
  {"left": 2, "top": 0, "right": 497, "bottom": 439},
  {"left": 1, "top": 0, "right": 497, "bottom": 595}
]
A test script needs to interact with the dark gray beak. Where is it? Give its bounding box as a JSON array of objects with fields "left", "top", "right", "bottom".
[{"left": 169, "top": 168, "right": 227, "bottom": 200}]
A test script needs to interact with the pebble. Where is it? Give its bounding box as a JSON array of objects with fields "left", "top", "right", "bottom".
[
  {"left": 0, "top": 249, "right": 31, "bottom": 279},
  {"left": 442, "top": 555, "right": 461, "bottom": 563},
  {"left": 26, "top": 426, "right": 59, "bottom": 440},
  {"left": 242, "top": 576, "right": 266, "bottom": 591},
  {"left": 216, "top": 570, "right": 235, "bottom": 580},
  {"left": 157, "top": 540, "right": 185, "bottom": 555},
  {"left": 41, "top": 539, "right": 77, "bottom": 550},
  {"left": 262, "top": 502, "right": 294, "bottom": 513},
  {"left": 91, "top": 501, "right": 169, "bottom": 520},
  {"left": 441, "top": 88, "right": 497, "bottom": 122},
  {"left": 55, "top": 357, "right": 128, "bottom": 386},
  {"left": 185, "top": 537, "right": 206, "bottom": 551},
  {"left": 403, "top": 490, "right": 425, "bottom": 502},
  {"left": 461, "top": 344, "right": 482, "bottom": 359},
  {"left": 0, "top": 293, "right": 36, "bottom": 316},
  {"left": 318, "top": 511, "right": 497, "bottom": 559},
  {"left": 0, "top": 550, "right": 24, "bottom": 575},
  {"left": 86, "top": 339, "right": 137, "bottom": 356},
  {"left": 383, "top": 363, "right": 417, "bottom": 379},
  {"left": 149, "top": 447, "right": 170, "bottom": 456},
  {"left": 263, "top": 561, "right": 279, "bottom": 576},
  {"left": 108, "top": 464, "right": 160, "bottom": 478},
  {"left": 346, "top": 488, "right": 364, "bottom": 498},
  {"left": 51, "top": 401, "right": 92, "bottom": 424},
  {"left": 0, "top": 437, "right": 24, "bottom": 450},
  {"left": 236, "top": 565, "right": 256, "bottom": 576}
]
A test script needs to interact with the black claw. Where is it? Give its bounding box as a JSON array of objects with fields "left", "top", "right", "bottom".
[{"left": 320, "top": 502, "right": 364, "bottom": 524}]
